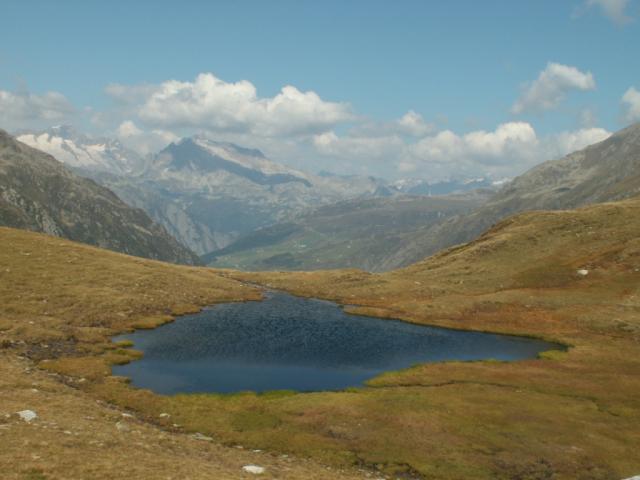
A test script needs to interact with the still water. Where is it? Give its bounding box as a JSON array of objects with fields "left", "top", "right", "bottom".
[{"left": 113, "top": 292, "right": 562, "bottom": 394}]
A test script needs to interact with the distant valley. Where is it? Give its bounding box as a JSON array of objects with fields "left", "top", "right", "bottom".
[
  {"left": 208, "top": 123, "right": 640, "bottom": 271},
  {"left": 16, "top": 126, "right": 504, "bottom": 265},
  {"left": 204, "top": 190, "right": 492, "bottom": 271}
]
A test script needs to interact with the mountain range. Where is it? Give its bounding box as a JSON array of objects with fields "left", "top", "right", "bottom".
[
  {"left": 207, "top": 122, "right": 640, "bottom": 272},
  {"left": 381, "top": 122, "right": 640, "bottom": 269},
  {"left": 0, "top": 129, "right": 200, "bottom": 265},
  {"left": 17, "top": 128, "right": 400, "bottom": 255},
  {"left": 15, "top": 123, "right": 639, "bottom": 274}
]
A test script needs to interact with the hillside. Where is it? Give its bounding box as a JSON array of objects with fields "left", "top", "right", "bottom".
[
  {"left": 0, "top": 130, "right": 200, "bottom": 265},
  {"left": 205, "top": 190, "right": 492, "bottom": 271},
  {"left": 228, "top": 196, "right": 640, "bottom": 479},
  {"left": 1, "top": 195, "right": 638, "bottom": 478},
  {"left": 0, "top": 227, "right": 366, "bottom": 480},
  {"left": 382, "top": 122, "right": 640, "bottom": 269}
]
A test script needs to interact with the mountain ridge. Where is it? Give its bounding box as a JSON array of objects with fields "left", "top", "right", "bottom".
[
  {"left": 0, "top": 129, "right": 200, "bottom": 265},
  {"left": 380, "top": 121, "right": 640, "bottom": 269}
]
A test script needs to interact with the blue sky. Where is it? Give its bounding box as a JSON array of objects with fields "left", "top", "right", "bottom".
[{"left": 1, "top": 0, "right": 639, "bottom": 180}]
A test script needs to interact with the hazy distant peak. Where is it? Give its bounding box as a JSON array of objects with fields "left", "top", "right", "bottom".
[
  {"left": 190, "top": 134, "right": 267, "bottom": 159},
  {"left": 156, "top": 136, "right": 312, "bottom": 187}
]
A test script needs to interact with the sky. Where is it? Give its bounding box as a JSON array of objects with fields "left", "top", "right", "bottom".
[{"left": 1, "top": 0, "right": 639, "bottom": 181}]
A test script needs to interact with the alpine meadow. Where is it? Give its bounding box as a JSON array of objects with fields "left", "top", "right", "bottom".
[{"left": 1, "top": 2, "right": 639, "bottom": 479}]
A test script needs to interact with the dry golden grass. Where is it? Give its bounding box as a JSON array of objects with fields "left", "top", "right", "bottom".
[
  {"left": 222, "top": 199, "right": 640, "bottom": 479},
  {"left": 2, "top": 198, "right": 640, "bottom": 479},
  {"left": 0, "top": 227, "right": 367, "bottom": 479}
]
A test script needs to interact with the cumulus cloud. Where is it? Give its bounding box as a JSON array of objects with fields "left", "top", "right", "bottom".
[
  {"left": 402, "top": 122, "right": 540, "bottom": 176},
  {"left": 348, "top": 110, "right": 435, "bottom": 139},
  {"left": 546, "top": 127, "right": 611, "bottom": 157},
  {"left": 313, "top": 131, "right": 404, "bottom": 160},
  {"left": 312, "top": 122, "right": 611, "bottom": 180},
  {"left": 622, "top": 87, "right": 640, "bottom": 123},
  {"left": 397, "top": 110, "right": 435, "bottom": 136},
  {"left": 0, "top": 89, "right": 75, "bottom": 128},
  {"left": 115, "top": 120, "right": 178, "bottom": 155},
  {"left": 116, "top": 119, "right": 143, "bottom": 138},
  {"left": 511, "top": 63, "right": 596, "bottom": 114},
  {"left": 106, "top": 73, "right": 354, "bottom": 137},
  {"left": 582, "top": 0, "right": 633, "bottom": 25}
]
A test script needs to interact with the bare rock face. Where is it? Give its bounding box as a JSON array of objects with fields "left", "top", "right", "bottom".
[{"left": 0, "top": 130, "right": 200, "bottom": 265}]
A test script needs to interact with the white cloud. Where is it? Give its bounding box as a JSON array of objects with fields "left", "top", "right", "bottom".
[
  {"left": 106, "top": 73, "right": 354, "bottom": 137},
  {"left": 403, "top": 122, "right": 540, "bottom": 176},
  {"left": 313, "top": 131, "right": 404, "bottom": 160},
  {"left": 0, "top": 89, "right": 75, "bottom": 128},
  {"left": 115, "top": 120, "right": 178, "bottom": 155},
  {"left": 397, "top": 110, "right": 435, "bottom": 136},
  {"left": 546, "top": 127, "right": 611, "bottom": 157},
  {"left": 622, "top": 87, "right": 640, "bottom": 123},
  {"left": 511, "top": 62, "right": 596, "bottom": 114},
  {"left": 583, "top": 0, "right": 633, "bottom": 25},
  {"left": 312, "top": 122, "right": 611, "bottom": 181},
  {"left": 116, "top": 120, "right": 143, "bottom": 138},
  {"left": 348, "top": 110, "right": 435, "bottom": 139}
]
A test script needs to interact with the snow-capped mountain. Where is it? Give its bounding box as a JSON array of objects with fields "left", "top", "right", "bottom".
[
  {"left": 393, "top": 177, "right": 505, "bottom": 196},
  {"left": 16, "top": 125, "right": 145, "bottom": 175}
]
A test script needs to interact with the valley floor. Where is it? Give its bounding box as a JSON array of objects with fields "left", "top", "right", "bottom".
[{"left": 1, "top": 197, "right": 640, "bottom": 479}]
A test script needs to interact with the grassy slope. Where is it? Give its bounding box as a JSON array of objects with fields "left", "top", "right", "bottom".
[
  {"left": 0, "top": 227, "right": 364, "bottom": 480},
  {"left": 1, "top": 196, "right": 640, "bottom": 478},
  {"left": 225, "top": 198, "right": 640, "bottom": 479}
]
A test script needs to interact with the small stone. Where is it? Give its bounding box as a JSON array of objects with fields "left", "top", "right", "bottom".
[
  {"left": 242, "top": 465, "right": 265, "bottom": 475},
  {"left": 577, "top": 269, "right": 589, "bottom": 276},
  {"left": 17, "top": 410, "right": 37, "bottom": 423},
  {"left": 158, "top": 413, "right": 170, "bottom": 418},
  {"left": 192, "top": 432, "right": 213, "bottom": 441},
  {"left": 121, "top": 413, "right": 134, "bottom": 419},
  {"left": 115, "top": 421, "right": 130, "bottom": 432}
]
